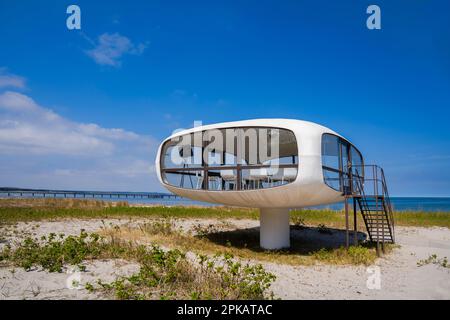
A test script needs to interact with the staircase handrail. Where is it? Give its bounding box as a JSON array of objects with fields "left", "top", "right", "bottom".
[{"left": 351, "top": 164, "right": 395, "bottom": 243}]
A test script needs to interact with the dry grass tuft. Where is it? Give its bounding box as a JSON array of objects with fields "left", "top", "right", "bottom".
[
  {"left": 0, "top": 198, "right": 128, "bottom": 209},
  {"left": 1, "top": 198, "right": 449, "bottom": 229},
  {"left": 99, "top": 219, "right": 389, "bottom": 266},
  {"left": 0, "top": 229, "right": 275, "bottom": 300}
]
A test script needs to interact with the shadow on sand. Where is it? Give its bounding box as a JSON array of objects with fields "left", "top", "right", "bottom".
[{"left": 200, "top": 225, "right": 368, "bottom": 255}]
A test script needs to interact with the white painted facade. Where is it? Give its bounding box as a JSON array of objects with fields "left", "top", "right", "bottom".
[
  {"left": 155, "top": 119, "right": 359, "bottom": 249},
  {"left": 156, "top": 119, "right": 349, "bottom": 208}
]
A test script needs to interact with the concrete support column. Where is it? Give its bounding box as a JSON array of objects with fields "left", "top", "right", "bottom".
[{"left": 259, "top": 208, "right": 290, "bottom": 249}]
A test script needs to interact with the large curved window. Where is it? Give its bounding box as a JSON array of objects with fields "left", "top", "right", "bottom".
[
  {"left": 321, "top": 133, "right": 364, "bottom": 193},
  {"left": 161, "top": 127, "right": 298, "bottom": 191}
]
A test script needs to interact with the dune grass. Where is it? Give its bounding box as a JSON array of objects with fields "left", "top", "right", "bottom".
[
  {"left": 0, "top": 198, "right": 258, "bottom": 222},
  {"left": 1, "top": 198, "right": 449, "bottom": 228},
  {"left": 293, "top": 209, "right": 450, "bottom": 229},
  {"left": 0, "top": 198, "right": 421, "bottom": 268},
  {"left": 0, "top": 230, "right": 276, "bottom": 300},
  {"left": 98, "top": 219, "right": 393, "bottom": 266},
  {"left": 1, "top": 198, "right": 447, "bottom": 296}
]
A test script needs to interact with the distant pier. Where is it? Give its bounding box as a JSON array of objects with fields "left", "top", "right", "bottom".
[{"left": 0, "top": 188, "right": 180, "bottom": 200}]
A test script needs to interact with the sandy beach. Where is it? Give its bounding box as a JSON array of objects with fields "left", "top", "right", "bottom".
[{"left": 1, "top": 218, "right": 449, "bottom": 300}]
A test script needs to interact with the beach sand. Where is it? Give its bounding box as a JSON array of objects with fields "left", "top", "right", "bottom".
[{"left": 1, "top": 218, "right": 449, "bottom": 300}]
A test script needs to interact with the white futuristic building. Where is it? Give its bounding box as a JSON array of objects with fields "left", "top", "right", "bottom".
[{"left": 156, "top": 119, "right": 367, "bottom": 249}]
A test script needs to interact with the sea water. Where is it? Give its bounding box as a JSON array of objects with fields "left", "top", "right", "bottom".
[{"left": 5, "top": 194, "right": 450, "bottom": 212}]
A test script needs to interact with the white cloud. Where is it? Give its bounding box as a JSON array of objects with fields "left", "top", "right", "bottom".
[
  {"left": 0, "top": 91, "right": 37, "bottom": 111},
  {"left": 85, "top": 33, "right": 147, "bottom": 67},
  {"left": 0, "top": 90, "right": 162, "bottom": 191},
  {"left": 78, "top": 123, "right": 140, "bottom": 140},
  {"left": 0, "top": 91, "right": 117, "bottom": 156},
  {"left": 0, "top": 68, "right": 26, "bottom": 89}
]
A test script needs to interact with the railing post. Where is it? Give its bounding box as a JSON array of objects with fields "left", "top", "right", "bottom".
[
  {"left": 236, "top": 164, "right": 242, "bottom": 190},
  {"left": 345, "top": 196, "right": 349, "bottom": 249},
  {"left": 353, "top": 197, "right": 358, "bottom": 245}
]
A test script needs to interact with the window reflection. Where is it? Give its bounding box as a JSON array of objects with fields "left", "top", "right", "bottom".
[
  {"left": 321, "top": 133, "right": 364, "bottom": 193},
  {"left": 161, "top": 127, "right": 298, "bottom": 190}
]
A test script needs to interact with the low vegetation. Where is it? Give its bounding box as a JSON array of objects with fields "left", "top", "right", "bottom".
[
  {"left": 0, "top": 199, "right": 257, "bottom": 222},
  {"left": 417, "top": 254, "right": 449, "bottom": 269},
  {"left": 100, "top": 219, "right": 392, "bottom": 266},
  {"left": 94, "top": 250, "right": 275, "bottom": 300},
  {"left": 1, "top": 199, "right": 447, "bottom": 299},
  {"left": 1, "top": 198, "right": 449, "bottom": 228},
  {"left": 312, "top": 244, "right": 393, "bottom": 265},
  {"left": 392, "top": 211, "right": 450, "bottom": 228},
  {"left": 0, "top": 198, "right": 446, "bottom": 272},
  {"left": 0, "top": 230, "right": 276, "bottom": 300},
  {"left": 0, "top": 198, "right": 129, "bottom": 209},
  {"left": 0, "top": 230, "right": 130, "bottom": 272}
]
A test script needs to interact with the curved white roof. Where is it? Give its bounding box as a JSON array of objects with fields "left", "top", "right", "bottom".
[{"left": 163, "top": 118, "right": 344, "bottom": 141}]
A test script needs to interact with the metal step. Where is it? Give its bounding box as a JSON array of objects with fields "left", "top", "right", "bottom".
[
  {"left": 368, "top": 231, "right": 393, "bottom": 234},
  {"left": 364, "top": 216, "right": 388, "bottom": 219},
  {"left": 366, "top": 224, "right": 393, "bottom": 228},
  {"left": 352, "top": 168, "right": 395, "bottom": 246},
  {"left": 367, "top": 231, "right": 392, "bottom": 234},
  {"left": 368, "top": 232, "right": 393, "bottom": 236},
  {"left": 367, "top": 230, "right": 393, "bottom": 235}
]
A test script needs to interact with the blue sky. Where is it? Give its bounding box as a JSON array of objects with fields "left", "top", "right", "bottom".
[{"left": 0, "top": 1, "right": 449, "bottom": 196}]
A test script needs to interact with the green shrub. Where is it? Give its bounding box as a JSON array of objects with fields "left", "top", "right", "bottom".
[
  {"left": 417, "top": 254, "right": 449, "bottom": 268},
  {"left": 0, "top": 231, "right": 276, "bottom": 300},
  {"left": 312, "top": 245, "right": 379, "bottom": 265},
  {"left": 0, "top": 230, "right": 104, "bottom": 272},
  {"left": 139, "top": 219, "right": 175, "bottom": 236},
  {"left": 96, "top": 248, "right": 275, "bottom": 300}
]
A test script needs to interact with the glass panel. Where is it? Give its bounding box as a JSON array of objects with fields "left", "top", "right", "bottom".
[
  {"left": 341, "top": 141, "right": 350, "bottom": 193},
  {"left": 322, "top": 133, "right": 364, "bottom": 193},
  {"left": 351, "top": 146, "right": 363, "bottom": 176},
  {"left": 322, "top": 133, "right": 340, "bottom": 191},
  {"left": 349, "top": 146, "right": 364, "bottom": 193},
  {"left": 239, "top": 166, "right": 298, "bottom": 190},
  {"left": 219, "top": 168, "right": 237, "bottom": 190},
  {"left": 206, "top": 169, "right": 222, "bottom": 191},
  {"left": 161, "top": 135, "right": 202, "bottom": 169},
  {"left": 321, "top": 134, "right": 340, "bottom": 169},
  {"left": 160, "top": 127, "right": 298, "bottom": 190},
  {"left": 162, "top": 170, "right": 204, "bottom": 190},
  {"left": 323, "top": 169, "right": 340, "bottom": 191},
  {"left": 223, "top": 152, "right": 237, "bottom": 167}
]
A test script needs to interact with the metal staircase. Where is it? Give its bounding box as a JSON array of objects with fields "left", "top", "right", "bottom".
[{"left": 348, "top": 165, "right": 395, "bottom": 251}]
